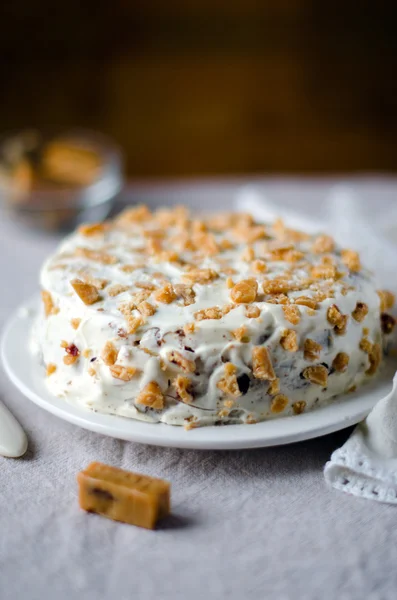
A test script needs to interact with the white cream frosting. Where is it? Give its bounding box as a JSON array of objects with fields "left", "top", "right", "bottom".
[{"left": 32, "top": 206, "right": 393, "bottom": 428}]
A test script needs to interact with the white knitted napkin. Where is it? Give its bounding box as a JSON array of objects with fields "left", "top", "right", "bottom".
[
  {"left": 236, "top": 185, "right": 397, "bottom": 504},
  {"left": 324, "top": 372, "right": 397, "bottom": 503}
]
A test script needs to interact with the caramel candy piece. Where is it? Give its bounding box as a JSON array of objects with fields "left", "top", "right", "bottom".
[{"left": 77, "top": 462, "right": 171, "bottom": 529}]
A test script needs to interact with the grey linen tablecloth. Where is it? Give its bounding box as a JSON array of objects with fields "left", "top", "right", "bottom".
[{"left": 1, "top": 179, "right": 397, "bottom": 600}]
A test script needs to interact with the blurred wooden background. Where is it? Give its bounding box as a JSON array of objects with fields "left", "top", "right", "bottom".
[{"left": 0, "top": 1, "right": 396, "bottom": 177}]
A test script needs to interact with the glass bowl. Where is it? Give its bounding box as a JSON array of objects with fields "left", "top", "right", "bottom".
[{"left": 0, "top": 129, "right": 123, "bottom": 231}]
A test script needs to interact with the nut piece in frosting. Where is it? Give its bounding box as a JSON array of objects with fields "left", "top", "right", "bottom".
[
  {"left": 101, "top": 341, "right": 118, "bottom": 366},
  {"left": 77, "top": 462, "right": 170, "bottom": 529},
  {"left": 302, "top": 365, "right": 328, "bottom": 387},
  {"left": 136, "top": 382, "right": 165, "bottom": 410},
  {"left": 230, "top": 279, "right": 258, "bottom": 304},
  {"left": 109, "top": 365, "right": 137, "bottom": 381},
  {"left": 41, "top": 290, "right": 58, "bottom": 317},
  {"left": 217, "top": 363, "right": 241, "bottom": 397},
  {"left": 70, "top": 278, "right": 100, "bottom": 305},
  {"left": 252, "top": 346, "right": 276, "bottom": 381}
]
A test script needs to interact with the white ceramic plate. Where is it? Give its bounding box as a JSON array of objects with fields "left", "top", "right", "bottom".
[{"left": 2, "top": 297, "right": 395, "bottom": 450}]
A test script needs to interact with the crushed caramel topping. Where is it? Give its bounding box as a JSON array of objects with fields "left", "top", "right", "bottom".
[
  {"left": 118, "top": 301, "right": 136, "bottom": 316},
  {"left": 252, "top": 346, "right": 276, "bottom": 381},
  {"left": 226, "top": 277, "right": 235, "bottom": 289},
  {"left": 269, "top": 247, "right": 304, "bottom": 263},
  {"left": 218, "top": 238, "right": 234, "bottom": 251},
  {"left": 273, "top": 219, "right": 310, "bottom": 243},
  {"left": 63, "top": 354, "right": 79, "bottom": 366},
  {"left": 79, "top": 273, "right": 108, "bottom": 290},
  {"left": 142, "top": 347, "right": 157, "bottom": 357},
  {"left": 70, "top": 279, "right": 100, "bottom": 305},
  {"left": 332, "top": 352, "right": 350, "bottom": 373},
  {"left": 270, "top": 394, "right": 289, "bottom": 414},
  {"left": 107, "top": 284, "right": 130, "bottom": 297},
  {"left": 266, "top": 293, "right": 290, "bottom": 306},
  {"left": 302, "top": 365, "right": 328, "bottom": 386},
  {"left": 75, "top": 247, "right": 118, "bottom": 265},
  {"left": 136, "top": 382, "right": 164, "bottom": 410},
  {"left": 222, "top": 304, "right": 234, "bottom": 315},
  {"left": 153, "top": 283, "right": 177, "bottom": 304},
  {"left": 182, "top": 268, "right": 218, "bottom": 284},
  {"left": 130, "top": 290, "right": 151, "bottom": 304},
  {"left": 184, "top": 419, "right": 200, "bottom": 430},
  {"left": 223, "top": 399, "right": 235, "bottom": 409},
  {"left": 83, "top": 349, "right": 91, "bottom": 358},
  {"left": 377, "top": 290, "right": 395, "bottom": 312},
  {"left": 88, "top": 367, "right": 96, "bottom": 377},
  {"left": 116, "top": 204, "right": 151, "bottom": 225},
  {"left": 245, "top": 414, "right": 258, "bottom": 424},
  {"left": 120, "top": 264, "right": 138, "bottom": 273},
  {"left": 241, "top": 246, "right": 255, "bottom": 262},
  {"left": 303, "top": 338, "right": 321, "bottom": 361},
  {"left": 327, "top": 304, "right": 348, "bottom": 335},
  {"left": 341, "top": 249, "right": 361, "bottom": 272},
  {"left": 262, "top": 279, "right": 296, "bottom": 295},
  {"left": 366, "top": 343, "right": 381, "bottom": 375},
  {"left": 251, "top": 259, "right": 267, "bottom": 274},
  {"left": 312, "top": 235, "right": 335, "bottom": 254},
  {"left": 218, "top": 408, "right": 230, "bottom": 418},
  {"left": 101, "top": 341, "right": 118, "bottom": 366},
  {"left": 137, "top": 301, "right": 156, "bottom": 317},
  {"left": 46, "top": 363, "right": 57, "bottom": 376},
  {"left": 280, "top": 329, "right": 298, "bottom": 352},
  {"left": 135, "top": 281, "right": 157, "bottom": 291},
  {"left": 173, "top": 375, "right": 193, "bottom": 404},
  {"left": 282, "top": 305, "right": 301, "bottom": 325},
  {"left": 311, "top": 265, "right": 337, "bottom": 280},
  {"left": 70, "top": 318, "right": 81, "bottom": 330},
  {"left": 352, "top": 302, "right": 368, "bottom": 323},
  {"left": 109, "top": 365, "right": 138, "bottom": 381},
  {"left": 126, "top": 315, "right": 144, "bottom": 334},
  {"left": 173, "top": 284, "right": 196, "bottom": 306},
  {"left": 152, "top": 206, "right": 184, "bottom": 227},
  {"left": 246, "top": 305, "right": 261, "bottom": 318},
  {"left": 217, "top": 363, "right": 241, "bottom": 397},
  {"left": 167, "top": 350, "right": 196, "bottom": 373},
  {"left": 195, "top": 306, "right": 223, "bottom": 321},
  {"left": 268, "top": 378, "right": 280, "bottom": 395},
  {"left": 183, "top": 322, "right": 196, "bottom": 335},
  {"left": 78, "top": 223, "right": 106, "bottom": 236},
  {"left": 62, "top": 343, "right": 80, "bottom": 366},
  {"left": 156, "top": 250, "right": 181, "bottom": 263},
  {"left": 230, "top": 279, "right": 258, "bottom": 304},
  {"left": 233, "top": 224, "right": 267, "bottom": 243},
  {"left": 292, "top": 401, "right": 306, "bottom": 415},
  {"left": 41, "top": 290, "right": 58, "bottom": 317},
  {"left": 146, "top": 236, "right": 163, "bottom": 255},
  {"left": 359, "top": 337, "right": 373, "bottom": 354},
  {"left": 232, "top": 325, "right": 250, "bottom": 343},
  {"left": 294, "top": 296, "right": 318, "bottom": 310},
  {"left": 192, "top": 232, "right": 219, "bottom": 256}
]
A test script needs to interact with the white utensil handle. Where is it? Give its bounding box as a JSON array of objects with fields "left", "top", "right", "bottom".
[{"left": 0, "top": 401, "right": 28, "bottom": 458}]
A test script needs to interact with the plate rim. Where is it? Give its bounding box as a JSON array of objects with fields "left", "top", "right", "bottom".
[{"left": 1, "top": 296, "right": 394, "bottom": 450}]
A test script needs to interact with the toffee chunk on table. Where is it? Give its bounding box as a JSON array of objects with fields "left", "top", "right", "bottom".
[{"left": 77, "top": 462, "right": 171, "bottom": 529}]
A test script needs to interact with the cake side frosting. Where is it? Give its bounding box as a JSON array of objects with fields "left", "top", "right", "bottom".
[{"left": 33, "top": 205, "right": 395, "bottom": 428}]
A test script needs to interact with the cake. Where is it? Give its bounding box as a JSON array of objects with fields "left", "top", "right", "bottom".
[{"left": 34, "top": 204, "right": 395, "bottom": 428}]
